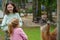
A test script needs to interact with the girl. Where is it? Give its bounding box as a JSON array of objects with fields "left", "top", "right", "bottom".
[
  {"left": 8, "top": 18, "right": 28, "bottom": 40},
  {"left": 39, "top": 13, "right": 48, "bottom": 26},
  {"left": 1, "top": 2, "right": 23, "bottom": 40}
]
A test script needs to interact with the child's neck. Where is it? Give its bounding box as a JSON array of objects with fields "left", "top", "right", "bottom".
[
  {"left": 14, "top": 25, "right": 19, "bottom": 28},
  {"left": 9, "top": 12, "right": 14, "bottom": 15},
  {"left": 10, "top": 12, "right": 13, "bottom": 14},
  {"left": 9, "top": 11, "right": 13, "bottom": 14}
]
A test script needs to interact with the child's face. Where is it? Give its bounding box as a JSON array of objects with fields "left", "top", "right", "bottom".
[
  {"left": 7, "top": 4, "right": 14, "bottom": 13},
  {"left": 41, "top": 14, "right": 47, "bottom": 19}
]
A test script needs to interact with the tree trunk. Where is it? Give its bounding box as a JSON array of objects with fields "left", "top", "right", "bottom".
[
  {"left": 46, "top": 0, "right": 52, "bottom": 21},
  {"left": 33, "top": 0, "right": 41, "bottom": 22},
  {"left": 33, "top": 0, "right": 37, "bottom": 21},
  {"left": 38, "top": 0, "right": 41, "bottom": 17},
  {"left": 2, "top": 0, "right": 6, "bottom": 12},
  {"left": 57, "top": 0, "right": 60, "bottom": 40},
  {"left": 47, "top": 6, "right": 52, "bottom": 21}
]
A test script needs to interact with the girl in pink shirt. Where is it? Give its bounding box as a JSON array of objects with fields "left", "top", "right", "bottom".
[{"left": 8, "top": 18, "right": 28, "bottom": 40}]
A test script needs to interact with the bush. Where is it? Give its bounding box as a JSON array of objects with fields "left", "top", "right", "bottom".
[{"left": 26, "top": 6, "right": 33, "bottom": 13}]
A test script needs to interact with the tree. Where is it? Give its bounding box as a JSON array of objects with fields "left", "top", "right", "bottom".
[
  {"left": 41, "top": 0, "right": 57, "bottom": 21},
  {"left": 2, "top": 0, "right": 7, "bottom": 12},
  {"left": 57, "top": 0, "right": 60, "bottom": 40},
  {"left": 11, "top": 0, "right": 21, "bottom": 7},
  {"left": 33, "top": 0, "right": 41, "bottom": 22},
  {"left": 38, "top": 0, "right": 41, "bottom": 17},
  {"left": 33, "top": 0, "right": 37, "bottom": 21},
  {"left": 45, "top": 0, "right": 52, "bottom": 21}
]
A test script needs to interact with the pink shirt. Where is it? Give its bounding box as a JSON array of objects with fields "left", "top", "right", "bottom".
[{"left": 10, "top": 28, "right": 28, "bottom": 40}]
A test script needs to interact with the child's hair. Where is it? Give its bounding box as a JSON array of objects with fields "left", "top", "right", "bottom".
[
  {"left": 8, "top": 18, "right": 19, "bottom": 36},
  {"left": 4, "top": 2, "right": 18, "bottom": 15},
  {"left": 41, "top": 11, "right": 47, "bottom": 15}
]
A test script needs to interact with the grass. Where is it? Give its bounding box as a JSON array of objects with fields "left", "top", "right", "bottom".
[
  {"left": 0, "top": 27, "right": 40, "bottom": 40},
  {"left": 50, "top": 25, "right": 56, "bottom": 32},
  {"left": 22, "top": 27, "right": 40, "bottom": 40},
  {"left": 0, "top": 30, "right": 5, "bottom": 40},
  {"left": 0, "top": 26, "right": 56, "bottom": 40}
]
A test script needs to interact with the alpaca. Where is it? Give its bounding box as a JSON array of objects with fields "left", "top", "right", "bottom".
[{"left": 40, "top": 23, "right": 57, "bottom": 40}]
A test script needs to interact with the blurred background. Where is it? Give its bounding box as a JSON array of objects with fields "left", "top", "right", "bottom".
[{"left": 0, "top": 0, "right": 57, "bottom": 40}]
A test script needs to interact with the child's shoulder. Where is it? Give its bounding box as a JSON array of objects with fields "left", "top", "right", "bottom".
[
  {"left": 17, "top": 28, "right": 22, "bottom": 30},
  {"left": 15, "top": 13, "right": 20, "bottom": 16},
  {"left": 4, "top": 14, "right": 7, "bottom": 16},
  {"left": 15, "top": 28, "right": 23, "bottom": 31},
  {"left": 4, "top": 14, "right": 8, "bottom": 18},
  {"left": 14, "top": 28, "right": 23, "bottom": 33},
  {"left": 15, "top": 13, "right": 19, "bottom": 15}
]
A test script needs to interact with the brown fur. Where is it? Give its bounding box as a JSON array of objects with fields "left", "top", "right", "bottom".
[{"left": 41, "top": 24, "right": 57, "bottom": 40}]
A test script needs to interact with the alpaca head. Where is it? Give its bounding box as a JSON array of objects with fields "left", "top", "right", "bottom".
[{"left": 40, "top": 21, "right": 50, "bottom": 32}]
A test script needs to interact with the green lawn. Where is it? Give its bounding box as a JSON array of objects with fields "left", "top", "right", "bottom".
[
  {"left": 22, "top": 27, "right": 40, "bottom": 40},
  {"left": 0, "top": 26, "right": 56, "bottom": 40},
  {"left": 0, "top": 27, "right": 40, "bottom": 40}
]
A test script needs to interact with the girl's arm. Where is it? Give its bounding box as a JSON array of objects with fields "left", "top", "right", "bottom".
[
  {"left": 19, "top": 28, "right": 28, "bottom": 40},
  {"left": 16, "top": 13, "right": 23, "bottom": 27},
  {"left": 1, "top": 15, "right": 7, "bottom": 29}
]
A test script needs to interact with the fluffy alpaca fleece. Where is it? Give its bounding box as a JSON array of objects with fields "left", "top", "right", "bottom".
[{"left": 40, "top": 24, "right": 57, "bottom": 40}]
